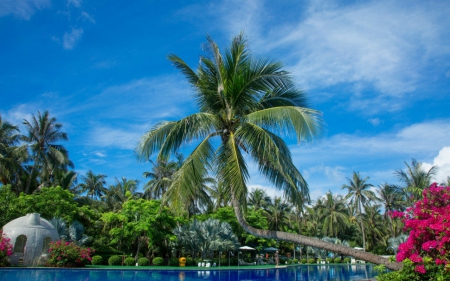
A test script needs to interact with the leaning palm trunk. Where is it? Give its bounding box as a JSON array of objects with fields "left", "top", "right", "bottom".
[{"left": 231, "top": 196, "right": 402, "bottom": 271}]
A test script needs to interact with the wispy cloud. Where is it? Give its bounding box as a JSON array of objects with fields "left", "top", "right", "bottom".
[
  {"left": 0, "top": 0, "right": 50, "bottom": 20},
  {"left": 80, "top": 11, "right": 95, "bottom": 23},
  {"left": 62, "top": 27, "right": 83, "bottom": 50},
  {"left": 67, "top": 0, "right": 82, "bottom": 8},
  {"left": 205, "top": 0, "right": 450, "bottom": 114},
  {"left": 423, "top": 146, "right": 450, "bottom": 184}
]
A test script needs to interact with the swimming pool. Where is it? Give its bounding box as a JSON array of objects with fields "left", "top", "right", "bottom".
[{"left": 0, "top": 264, "right": 378, "bottom": 281}]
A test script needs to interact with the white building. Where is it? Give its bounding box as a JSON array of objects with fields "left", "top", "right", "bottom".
[{"left": 2, "top": 213, "right": 59, "bottom": 266}]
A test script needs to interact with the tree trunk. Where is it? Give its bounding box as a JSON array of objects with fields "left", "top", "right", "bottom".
[{"left": 231, "top": 196, "right": 402, "bottom": 271}]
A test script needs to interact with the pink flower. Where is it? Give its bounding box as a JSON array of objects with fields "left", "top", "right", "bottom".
[{"left": 415, "top": 264, "right": 426, "bottom": 274}]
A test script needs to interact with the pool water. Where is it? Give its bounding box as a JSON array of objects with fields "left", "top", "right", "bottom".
[{"left": 0, "top": 264, "right": 378, "bottom": 281}]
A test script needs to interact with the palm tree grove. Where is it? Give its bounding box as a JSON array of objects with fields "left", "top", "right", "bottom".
[{"left": 1, "top": 34, "right": 447, "bottom": 273}]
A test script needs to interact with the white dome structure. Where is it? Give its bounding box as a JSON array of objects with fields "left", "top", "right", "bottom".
[{"left": 2, "top": 213, "right": 60, "bottom": 266}]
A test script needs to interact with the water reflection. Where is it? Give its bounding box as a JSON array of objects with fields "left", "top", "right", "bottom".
[{"left": 0, "top": 264, "right": 377, "bottom": 281}]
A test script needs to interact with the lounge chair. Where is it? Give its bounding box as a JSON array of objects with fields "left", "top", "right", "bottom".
[{"left": 238, "top": 259, "right": 253, "bottom": 266}]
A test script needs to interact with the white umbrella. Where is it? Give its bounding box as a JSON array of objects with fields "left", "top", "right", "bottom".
[
  {"left": 239, "top": 246, "right": 256, "bottom": 250},
  {"left": 264, "top": 247, "right": 279, "bottom": 252}
]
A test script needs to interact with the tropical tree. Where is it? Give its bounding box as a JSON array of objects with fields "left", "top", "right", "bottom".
[
  {"left": 77, "top": 170, "right": 107, "bottom": 200},
  {"left": 315, "top": 191, "right": 350, "bottom": 238},
  {"left": 0, "top": 116, "right": 27, "bottom": 189},
  {"left": 247, "top": 188, "right": 271, "bottom": 211},
  {"left": 136, "top": 33, "right": 400, "bottom": 269},
  {"left": 342, "top": 171, "right": 377, "bottom": 252},
  {"left": 21, "top": 111, "right": 73, "bottom": 193},
  {"left": 395, "top": 158, "right": 437, "bottom": 204},
  {"left": 376, "top": 183, "right": 405, "bottom": 237},
  {"left": 142, "top": 154, "right": 181, "bottom": 199},
  {"left": 104, "top": 177, "right": 141, "bottom": 211},
  {"left": 208, "top": 180, "right": 231, "bottom": 211},
  {"left": 264, "top": 197, "right": 292, "bottom": 231}
]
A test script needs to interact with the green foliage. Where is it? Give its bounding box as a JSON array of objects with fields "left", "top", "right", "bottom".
[
  {"left": 124, "top": 257, "right": 135, "bottom": 266},
  {"left": 168, "top": 257, "right": 179, "bottom": 266},
  {"left": 16, "top": 187, "right": 79, "bottom": 222},
  {"left": 137, "top": 257, "right": 149, "bottom": 266},
  {"left": 307, "top": 258, "right": 315, "bottom": 264},
  {"left": 108, "top": 255, "right": 122, "bottom": 266},
  {"left": 185, "top": 257, "right": 195, "bottom": 266},
  {"left": 326, "top": 257, "right": 332, "bottom": 263},
  {"left": 0, "top": 185, "right": 18, "bottom": 228},
  {"left": 91, "top": 255, "right": 103, "bottom": 265},
  {"left": 316, "top": 257, "right": 322, "bottom": 264},
  {"left": 301, "top": 258, "right": 307, "bottom": 264},
  {"left": 152, "top": 257, "right": 164, "bottom": 266},
  {"left": 334, "top": 257, "right": 341, "bottom": 263},
  {"left": 343, "top": 257, "right": 350, "bottom": 263},
  {"left": 292, "top": 258, "right": 298, "bottom": 264},
  {"left": 377, "top": 258, "right": 450, "bottom": 281}
]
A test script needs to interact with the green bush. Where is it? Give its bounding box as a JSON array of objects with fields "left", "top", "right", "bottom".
[
  {"left": 152, "top": 257, "right": 164, "bottom": 266},
  {"left": 292, "top": 258, "right": 298, "bottom": 264},
  {"left": 301, "top": 258, "right": 307, "bottom": 264},
  {"left": 108, "top": 255, "right": 122, "bottom": 266},
  {"left": 124, "top": 257, "right": 135, "bottom": 266},
  {"left": 91, "top": 255, "right": 103, "bottom": 265},
  {"left": 307, "top": 258, "right": 315, "bottom": 264},
  {"left": 343, "top": 257, "right": 350, "bottom": 264},
  {"left": 185, "top": 257, "right": 195, "bottom": 266},
  {"left": 326, "top": 257, "right": 332, "bottom": 263},
  {"left": 168, "top": 257, "right": 179, "bottom": 266},
  {"left": 137, "top": 257, "right": 149, "bottom": 266},
  {"left": 316, "top": 258, "right": 322, "bottom": 264},
  {"left": 334, "top": 257, "right": 341, "bottom": 263}
]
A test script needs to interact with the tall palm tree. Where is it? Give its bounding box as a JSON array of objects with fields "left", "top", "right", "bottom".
[
  {"left": 22, "top": 111, "right": 73, "bottom": 193},
  {"left": 342, "top": 171, "right": 377, "bottom": 252},
  {"left": 104, "top": 177, "right": 141, "bottom": 211},
  {"left": 247, "top": 188, "right": 271, "bottom": 211},
  {"left": 77, "top": 170, "right": 107, "bottom": 200},
  {"left": 316, "top": 191, "right": 350, "bottom": 238},
  {"left": 208, "top": 180, "right": 231, "bottom": 211},
  {"left": 361, "top": 204, "right": 387, "bottom": 251},
  {"left": 395, "top": 158, "right": 437, "bottom": 204},
  {"left": 136, "top": 34, "right": 400, "bottom": 270}
]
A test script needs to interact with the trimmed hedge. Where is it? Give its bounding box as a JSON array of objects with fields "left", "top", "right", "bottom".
[
  {"left": 292, "top": 258, "right": 298, "bottom": 264},
  {"left": 334, "top": 257, "right": 341, "bottom": 263},
  {"left": 301, "top": 258, "right": 307, "bottom": 264},
  {"left": 307, "top": 258, "right": 315, "bottom": 264},
  {"left": 108, "top": 255, "right": 122, "bottom": 266},
  {"left": 152, "top": 257, "right": 164, "bottom": 266},
  {"left": 138, "top": 257, "right": 149, "bottom": 266},
  {"left": 124, "top": 257, "right": 135, "bottom": 266},
  {"left": 168, "top": 257, "right": 179, "bottom": 266},
  {"left": 91, "top": 255, "right": 103, "bottom": 265},
  {"left": 343, "top": 257, "right": 351, "bottom": 264}
]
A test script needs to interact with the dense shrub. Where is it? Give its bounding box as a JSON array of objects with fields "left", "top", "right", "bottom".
[
  {"left": 91, "top": 255, "right": 103, "bottom": 265},
  {"left": 168, "top": 257, "right": 179, "bottom": 266},
  {"left": 137, "top": 257, "right": 149, "bottom": 266},
  {"left": 185, "top": 257, "right": 195, "bottom": 266},
  {"left": 108, "top": 255, "right": 122, "bottom": 266},
  {"left": 292, "top": 258, "right": 298, "bottom": 264},
  {"left": 307, "top": 258, "right": 315, "bottom": 264},
  {"left": 316, "top": 258, "right": 322, "bottom": 264},
  {"left": 152, "top": 257, "right": 164, "bottom": 266},
  {"left": 334, "top": 257, "right": 341, "bottom": 263},
  {"left": 343, "top": 258, "right": 350, "bottom": 264},
  {"left": 124, "top": 257, "right": 135, "bottom": 266},
  {"left": 301, "top": 258, "right": 307, "bottom": 264},
  {"left": 326, "top": 257, "right": 332, "bottom": 263},
  {"left": 47, "top": 241, "right": 93, "bottom": 267}
]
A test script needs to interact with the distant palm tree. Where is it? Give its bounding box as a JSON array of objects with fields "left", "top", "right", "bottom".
[
  {"left": 77, "top": 170, "right": 107, "bottom": 200},
  {"left": 264, "top": 197, "right": 293, "bottom": 231},
  {"left": 142, "top": 154, "right": 182, "bottom": 199},
  {"left": 248, "top": 188, "right": 271, "bottom": 211},
  {"left": 342, "top": 171, "right": 377, "bottom": 251},
  {"left": 316, "top": 191, "right": 350, "bottom": 238},
  {"left": 361, "top": 204, "right": 386, "bottom": 251},
  {"left": 376, "top": 183, "right": 404, "bottom": 236},
  {"left": 395, "top": 158, "right": 437, "bottom": 204},
  {"left": 136, "top": 33, "right": 399, "bottom": 269},
  {"left": 52, "top": 170, "right": 78, "bottom": 191},
  {"left": 0, "top": 116, "right": 27, "bottom": 189},
  {"left": 208, "top": 180, "right": 231, "bottom": 211},
  {"left": 104, "top": 177, "right": 141, "bottom": 211},
  {"left": 22, "top": 111, "right": 73, "bottom": 193}
]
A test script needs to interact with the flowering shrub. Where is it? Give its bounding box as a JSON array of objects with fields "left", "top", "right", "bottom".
[
  {"left": 47, "top": 241, "right": 93, "bottom": 267},
  {"left": 0, "top": 231, "right": 13, "bottom": 267},
  {"left": 378, "top": 183, "right": 450, "bottom": 280}
]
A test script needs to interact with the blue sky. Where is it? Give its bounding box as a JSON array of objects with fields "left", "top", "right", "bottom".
[{"left": 1, "top": 0, "right": 450, "bottom": 201}]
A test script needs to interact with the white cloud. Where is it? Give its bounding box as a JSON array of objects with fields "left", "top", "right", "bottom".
[
  {"left": 80, "top": 11, "right": 95, "bottom": 23},
  {"left": 62, "top": 27, "right": 83, "bottom": 50},
  {"left": 87, "top": 126, "right": 140, "bottom": 150},
  {"left": 423, "top": 146, "right": 450, "bottom": 184},
  {"left": 94, "top": 152, "right": 106, "bottom": 157},
  {"left": 67, "top": 0, "right": 82, "bottom": 8},
  {"left": 368, "top": 118, "right": 382, "bottom": 126},
  {"left": 0, "top": 0, "right": 50, "bottom": 20}
]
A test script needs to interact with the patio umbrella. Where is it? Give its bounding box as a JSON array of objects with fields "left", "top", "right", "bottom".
[
  {"left": 239, "top": 246, "right": 256, "bottom": 250},
  {"left": 264, "top": 247, "right": 279, "bottom": 252}
]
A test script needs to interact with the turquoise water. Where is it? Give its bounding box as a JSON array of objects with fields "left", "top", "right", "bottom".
[{"left": 0, "top": 264, "right": 377, "bottom": 280}]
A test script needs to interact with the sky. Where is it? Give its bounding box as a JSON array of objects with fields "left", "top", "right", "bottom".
[{"left": 1, "top": 0, "right": 450, "bottom": 202}]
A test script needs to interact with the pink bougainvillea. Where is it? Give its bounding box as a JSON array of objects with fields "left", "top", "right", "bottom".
[
  {"left": 47, "top": 241, "right": 93, "bottom": 267},
  {"left": 0, "top": 231, "right": 13, "bottom": 267},
  {"left": 393, "top": 183, "right": 450, "bottom": 274}
]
